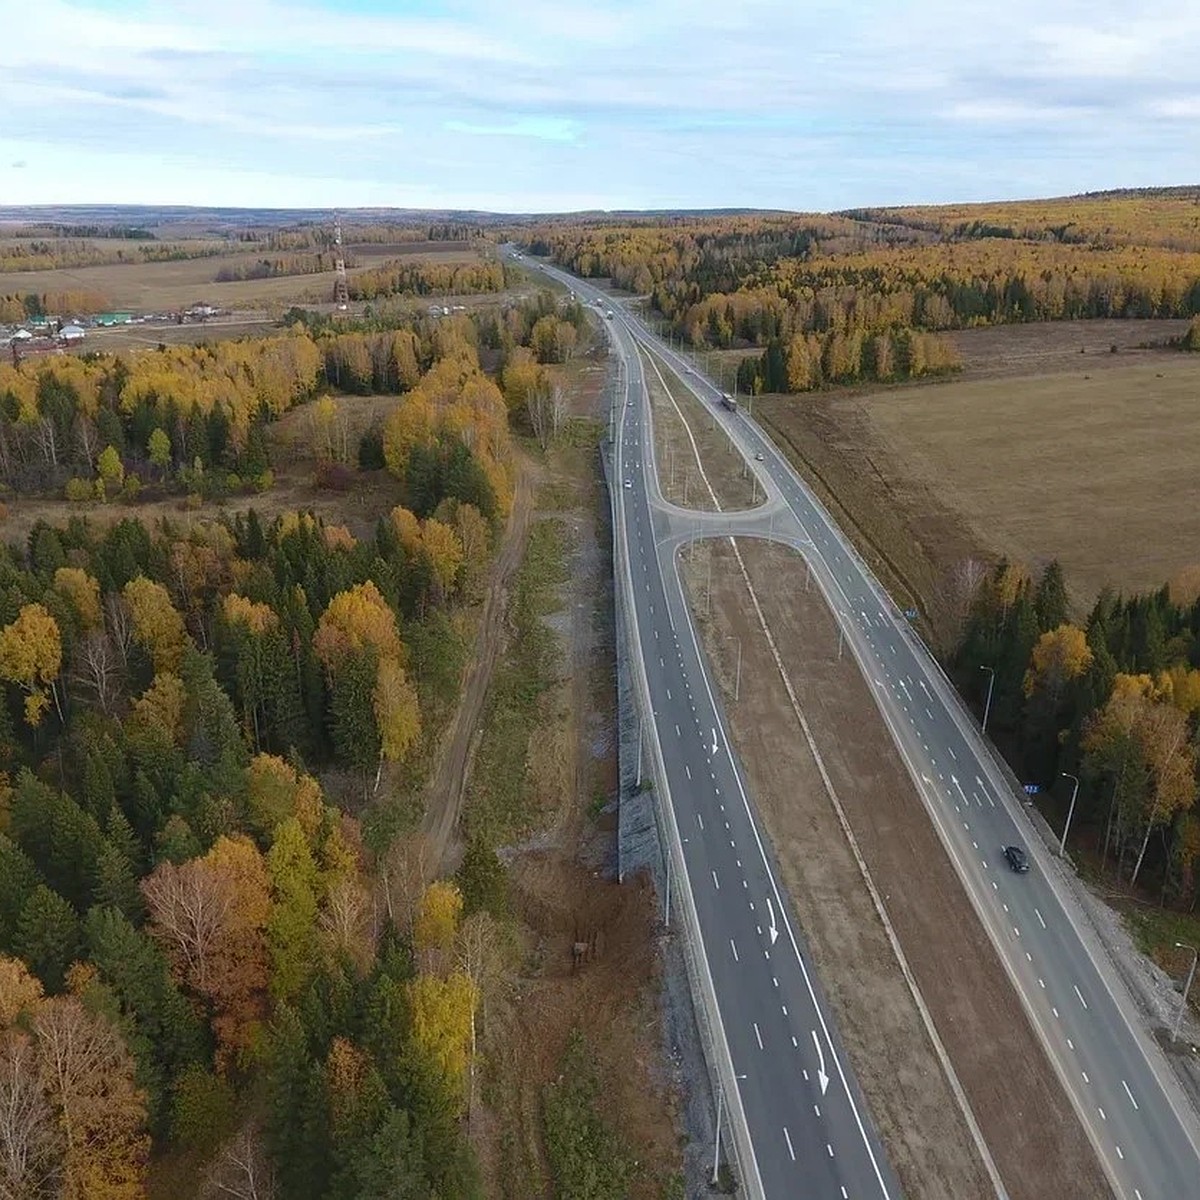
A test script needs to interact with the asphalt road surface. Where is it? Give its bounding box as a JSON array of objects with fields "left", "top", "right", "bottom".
[
  {"left": 517, "top": 251, "right": 902, "bottom": 1198},
  {"left": 510, "top": 249, "right": 1200, "bottom": 1198}
]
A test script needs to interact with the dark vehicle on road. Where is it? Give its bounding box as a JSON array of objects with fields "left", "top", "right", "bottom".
[
  {"left": 721, "top": 392, "right": 738, "bottom": 412},
  {"left": 1003, "top": 845, "right": 1030, "bottom": 873}
]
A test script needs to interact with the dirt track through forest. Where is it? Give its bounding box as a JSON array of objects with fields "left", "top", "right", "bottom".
[{"left": 421, "top": 462, "right": 535, "bottom": 867}]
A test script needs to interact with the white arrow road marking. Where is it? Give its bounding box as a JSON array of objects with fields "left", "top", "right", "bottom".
[
  {"left": 766, "top": 897, "right": 779, "bottom": 946},
  {"left": 811, "top": 1030, "right": 830, "bottom": 1096},
  {"left": 951, "top": 775, "right": 971, "bottom": 806},
  {"left": 711, "top": 727, "right": 719, "bottom": 755}
]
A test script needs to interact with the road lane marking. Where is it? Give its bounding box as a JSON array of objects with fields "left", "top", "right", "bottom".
[
  {"left": 730, "top": 939, "right": 739, "bottom": 962},
  {"left": 1035, "top": 908, "right": 1047, "bottom": 929},
  {"left": 753, "top": 1022, "right": 763, "bottom": 1050},
  {"left": 949, "top": 747, "right": 957, "bottom": 761},
  {"left": 783, "top": 1128, "right": 796, "bottom": 1162},
  {"left": 1116, "top": 1145, "right": 1124, "bottom": 1160},
  {"left": 826, "top": 1143, "right": 834, "bottom": 1158},
  {"left": 684, "top": 764, "right": 691, "bottom": 780},
  {"left": 1098, "top": 1106, "right": 1106, "bottom": 1121},
  {"left": 1052, "top": 1006, "right": 1059, "bottom": 1018},
  {"left": 711, "top": 870, "right": 720, "bottom": 891},
  {"left": 696, "top": 814, "right": 704, "bottom": 830},
  {"left": 674, "top": 723, "right": 680, "bottom": 736},
  {"left": 1122, "top": 1080, "right": 1139, "bottom": 1110},
  {"left": 1074, "top": 985, "right": 1088, "bottom": 1010}
]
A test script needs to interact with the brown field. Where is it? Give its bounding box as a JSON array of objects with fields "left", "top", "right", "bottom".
[
  {"left": 0, "top": 242, "right": 487, "bottom": 312},
  {"left": 757, "top": 331, "right": 1200, "bottom": 641}
]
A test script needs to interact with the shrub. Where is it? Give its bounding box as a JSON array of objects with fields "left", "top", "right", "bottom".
[
  {"left": 358, "top": 426, "right": 386, "bottom": 470},
  {"left": 315, "top": 460, "right": 354, "bottom": 492},
  {"left": 65, "top": 478, "right": 92, "bottom": 502}
]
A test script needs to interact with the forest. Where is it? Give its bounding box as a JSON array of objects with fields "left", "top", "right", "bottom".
[
  {"left": 0, "top": 285, "right": 599, "bottom": 1196},
  {"left": 522, "top": 191, "right": 1200, "bottom": 393},
  {"left": 954, "top": 561, "right": 1200, "bottom": 904}
]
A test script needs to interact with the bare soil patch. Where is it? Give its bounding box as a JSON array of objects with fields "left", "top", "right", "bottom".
[
  {"left": 681, "top": 537, "right": 1111, "bottom": 1200},
  {"left": 946, "top": 318, "right": 1190, "bottom": 380},
  {"left": 638, "top": 343, "right": 760, "bottom": 512}
]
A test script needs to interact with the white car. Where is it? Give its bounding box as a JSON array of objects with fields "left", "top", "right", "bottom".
[
  {"left": 623, "top": 480, "right": 633, "bottom": 489},
  {"left": 755, "top": 452, "right": 764, "bottom": 461}
]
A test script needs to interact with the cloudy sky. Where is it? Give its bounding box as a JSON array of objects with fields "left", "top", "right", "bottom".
[{"left": 1, "top": 0, "right": 1197, "bottom": 213}]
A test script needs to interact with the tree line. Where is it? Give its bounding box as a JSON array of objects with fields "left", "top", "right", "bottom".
[
  {"left": 953, "top": 560, "right": 1200, "bottom": 902},
  {"left": 522, "top": 196, "right": 1200, "bottom": 394},
  {"left": 0, "top": 240, "right": 226, "bottom": 275},
  {"left": 214, "top": 253, "right": 359, "bottom": 283},
  {"left": 347, "top": 259, "right": 508, "bottom": 301}
]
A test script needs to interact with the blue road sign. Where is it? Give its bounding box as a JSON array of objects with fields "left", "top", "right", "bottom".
[
  {"left": 903, "top": 608, "right": 918, "bottom": 619},
  {"left": 1023, "top": 784, "right": 1040, "bottom": 795}
]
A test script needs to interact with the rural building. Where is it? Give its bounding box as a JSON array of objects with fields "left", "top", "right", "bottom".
[
  {"left": 95, "top": 312, "right": 133, "bottom": 326},
  {"left": 11, "top": 329, "right": 33, "bottom": 342},
  {"left": 60, "top": 324, "right": 86, "bottom": 342}
]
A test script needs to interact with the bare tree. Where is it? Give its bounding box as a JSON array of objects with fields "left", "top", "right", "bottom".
[
  {"left": 104, "top": 593, "right": 133, "bottom": 672},
  {"left": 379, "top": 834, "right": 432, "bottom": 935},
  {"left": 75, "top": 416, "right": 98, "bottom": 471},
  {"left": 71, "top": 631, "right": 122, "bottom": 716},
  {"left": 203, "top": 1126, "right": 276, "bottom": 1200},
  {"left": 942, "top": 556, "right": 988, "bottom": 649},
  {"left": 319, "top": 876, "right": 375, "bottom": 976},
  {"left": 31, "top": 419, "right": 56, "bottom": 469},
  {"left": 527, "top": 382, "right": 568, "bottom": 451},
  {"left": 0, "top": 1032, "right": 62, "bottom": 1199}
]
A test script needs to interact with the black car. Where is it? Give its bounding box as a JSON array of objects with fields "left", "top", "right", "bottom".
[{"left": 1003, "top": 845, "right": 1030, "bottom": 874}]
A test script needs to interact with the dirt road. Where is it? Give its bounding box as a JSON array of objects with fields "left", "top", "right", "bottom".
[
  {"left": 420, "top": 461, "right": 535, "bottom": 868},
  {"left": 682, "top": 537, "right": 1111, "bottom": 1200}
]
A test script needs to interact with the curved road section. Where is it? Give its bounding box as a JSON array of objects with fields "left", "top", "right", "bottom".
[{"left": 515, "top": 250, "right": 1200, "bottom": 1200}]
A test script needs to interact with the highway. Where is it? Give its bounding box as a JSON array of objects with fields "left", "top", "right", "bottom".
[
  {"left": 509, "top": 249, "right": 1200, "bottom": 1200},
  {"left": 558, "top": 265, "right": 901, "bottom": 1196}
]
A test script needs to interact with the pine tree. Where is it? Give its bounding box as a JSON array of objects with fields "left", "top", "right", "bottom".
[{"left": 15, "top": 885, "right": 81, "bottom": 992}]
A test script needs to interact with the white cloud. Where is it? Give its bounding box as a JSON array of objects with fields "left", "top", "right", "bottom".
[{"left": 0, "top": 0, "right": 1194, "bottom": 209}]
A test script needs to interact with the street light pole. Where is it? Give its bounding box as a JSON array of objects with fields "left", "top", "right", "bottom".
[
  {"left": 1173, "top": 943, "right": 1198, "bottom": 1044},
  {"left": 635, "top": 717, "right": 643, "bottom": 787},
  {"left": 712, "top": 1073, "right": 747, "bottom": 1185},
  {"left": 980, "top": 665, "right": 996, "bottom": 734},
  {"left": 1059, "top": 772, "right": 1080, "bottom": 857},
  {"left": 725, "top": 636, "right": 741, "bottom": 701}
]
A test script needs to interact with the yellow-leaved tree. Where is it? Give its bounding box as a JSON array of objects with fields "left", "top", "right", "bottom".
[
  {"left": 53, "top": 567, "right": 102, "bottom": 631},
  {"left": 0, "top": 603, "right": 62, "bottom": 727},
  {"left": 1023, "top": 623, "right": 1092, "bottom": 700},
  {"left": 408, "top": 971, "right": 478, "bottom": 1113},
  {"left": 123, "top": 577, "right": 187, "bottom": 673}
]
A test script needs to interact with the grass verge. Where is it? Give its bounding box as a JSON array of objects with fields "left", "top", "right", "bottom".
[
  {"left": 637, "top": 344, "right": 760, "bottom": 512},
  {"left": 464, "top": 518, "right": 568, "bottom": 845}
]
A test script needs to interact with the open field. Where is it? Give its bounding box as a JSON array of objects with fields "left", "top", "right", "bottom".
[
  {"left": 638, "top": 343, "right": 760, "bottom": 511},
  {"left": 758, "top": 349, "right": 1200, "bottom": 645},
  {"left": 0, "top": 241, "right": 485, "bottom": 311},
  {"left": 681, "top": 537, "right": 1111, "bottom": 1200}
]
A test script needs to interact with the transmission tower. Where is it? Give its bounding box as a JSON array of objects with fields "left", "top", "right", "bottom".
[{"left": 332, "top": 214, "right": 348, "bottom": 309}]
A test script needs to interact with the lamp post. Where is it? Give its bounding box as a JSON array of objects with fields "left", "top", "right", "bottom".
[
  {"left": 712, "top": 1074, "right": 748, "bottom": 1185},
  {"left": 979, "top": 665, "right": 995, "bottom": 734},
  {"left": 1059, "top": 772, "right": 1080, "bottom": 857},
  {"left": 1173, "top": 943, "right": 1198, "bottom": 1044}
]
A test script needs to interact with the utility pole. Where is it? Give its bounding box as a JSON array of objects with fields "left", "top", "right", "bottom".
[
  {"left": 726, "top": 636, "right": 741, "bottom": 701},
  {"left": 635, "top": 717, "right": 643, "bottom": 787}
]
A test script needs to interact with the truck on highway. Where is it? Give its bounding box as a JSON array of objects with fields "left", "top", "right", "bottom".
[{"left": 721, "top": 392, "right": 738, "bottom": 412}]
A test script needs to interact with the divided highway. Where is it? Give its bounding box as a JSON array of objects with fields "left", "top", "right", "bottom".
[
  {"left": 511, "top": 249, "right": 1200, "bottom": 1199},
  {"left": 583, "top": 277, "right": 899, "bottom": 1196}
]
